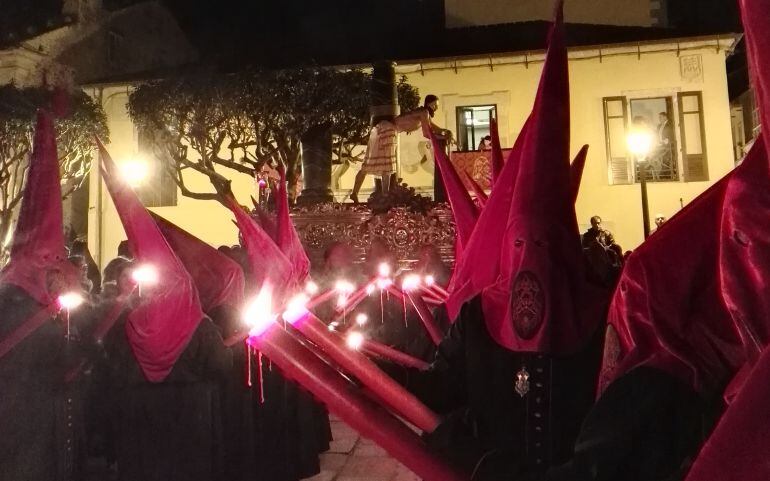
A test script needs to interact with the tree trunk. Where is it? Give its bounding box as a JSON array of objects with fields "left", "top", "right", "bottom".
[{"left": 297, "top": 124, "right": 334, "bottom": 205}]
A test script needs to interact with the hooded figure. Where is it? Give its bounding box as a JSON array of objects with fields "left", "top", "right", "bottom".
[
  {"left": 0, "top": 111, "right": 84, "bottom": 481},
  {"left": 225, "top": 191, "right": 328, "bottom": 481},
  {"left": 396, "top": 6, "right": 610, "bottom": 479},
  {"left": 532, "top": 2, "right": 770, "bottom": 478},
  {"left": 97, "top": 141, "right": 230, "bottom": 481}
]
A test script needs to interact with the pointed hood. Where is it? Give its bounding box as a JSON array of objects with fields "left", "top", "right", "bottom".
[
  {"left": 479, "top": 2, "right": 600, "bottom": 354},
  {"left": 1, "top": 111, "right": 79, "bottom": 305},
  {"left": 225, "top": 195, "right": 292, "bottom": 300},
  {"left": 275, "top": 165, "right": 310, "bottom": 285},
  {"left": 570, "top": 145, "right": 589, "bottom": 204},
  {"left": 430, "top": 132, "right": 479, "bottom": 248},
  {"left": 151, "top": 213, "right": 245, "bottom": 312},
  {"left": 98, "top": 140, "right": 203, "bottom": 382},
  {"left": 464, "top": 172, "right": 488, "bottom": 207},
  {"left": 489, "top": 117, "right": 504, "bottom": 185},
  {"left": 601, "top": 136, "right": 768, "bottom": 396},
  {"left": 445, "top": 116, "right": 529, "bottom": 320}
]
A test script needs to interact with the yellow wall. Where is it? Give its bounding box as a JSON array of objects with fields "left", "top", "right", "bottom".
[{"left": 88, "top": 37, "right": 736, "bottom": 267}]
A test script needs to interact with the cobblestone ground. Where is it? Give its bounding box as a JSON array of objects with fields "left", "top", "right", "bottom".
[{"left": 302, "top": 417, "right": 421, "bottom": 481}]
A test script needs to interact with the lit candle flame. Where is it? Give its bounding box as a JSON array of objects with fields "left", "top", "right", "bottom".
[
  {"left": 376, "top": 278, "right": 392, "bottom": 290},
  {"left": 132, "top": 264, "right": 159, "bottom": 286},
  {"left": 402, "top": 274, "right": 421, "bottom": 292},
  {"left": 58, "top": 292, "right": 84, "bottom": 310},
  {"left": 346, "top": 331, "right": 365, "bottom": 350},
  {"left": 243, "top": 285, "right": 276, "bottom": 337},
  {"left": 424, "top": 275, "right": 435, "bottom": 286},
  {"left": 334, "top": 279, "right": 355, "bottom": 295},
  {"left": 283, "top": 293, "right": 310, "bottom": 325},
  {"left": 365, "top": 284, "right": 376, "bottom": 295},
  {"left": 378, "top": 262, "right": 391, "bottom": 278},
  {"left": 305, "top": 281, "right": 319, "bottom": 295},
  {"left": 355, "top": 313, "right": 368, "bottom": 326}
]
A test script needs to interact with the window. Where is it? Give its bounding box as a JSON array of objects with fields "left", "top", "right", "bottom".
[
  {"left": 107, "top": 30, "right": 123, "bottom": 68},
  {"left": 136, "top": 127, "right": 178, "bottom": 207},
  {"left": 602, "top": 92, "right": 708, "bottom": 185},
  {"left": 455, "top": 105, "right": 496, "bottom": 152}
]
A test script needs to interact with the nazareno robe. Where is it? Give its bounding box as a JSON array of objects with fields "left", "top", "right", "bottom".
[
  {"left": 102, "top": 312, "right": 231, "bottom": 481},
  {"left": 395, "top": 297, "right": 604, "bottom": 479},
  {"left": 0, "top": 284, "right": 87, "bottom": 481}
]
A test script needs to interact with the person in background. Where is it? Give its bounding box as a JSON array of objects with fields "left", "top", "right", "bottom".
[
  {"left": 478, "top": 135, "right": 492, "bottom": 151},
  {"left": 650, "top": 214, "right": 667, "bottom": 235}
]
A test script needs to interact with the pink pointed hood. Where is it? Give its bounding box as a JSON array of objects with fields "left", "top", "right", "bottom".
[
  {"left": 479, "top": 2, "right": 601, "bottom": 354},
  {"left": 570, "top": 145, "right": 589, "bottom": 203},
  {"left": 0, "top": 111, "right": 79, "bottom": 305},
  {"left": 225, "top": 195, "right": 292, "bottom": 299},
  {"left": 98, "top": 140, "right": 203, "bottom": 382},
  {"left": 430, "top": 132, "right": 479, "bottom": 248},
  {"left": 445, "top": 115, "right": 529, "bottom": 320},
  {"left": 275, "top": 165, "right": 310, "bottom": 285},
  {"left": 151, "top": 213, "right": 245, "bottom": 312}
]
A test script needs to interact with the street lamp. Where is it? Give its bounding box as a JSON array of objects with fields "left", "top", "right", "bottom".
[
  {"left": 627, "top": 128, "right": 655, "bottom": 239},
  {"left": 120, "top": 159, "right": 149, "bottom": 187}
]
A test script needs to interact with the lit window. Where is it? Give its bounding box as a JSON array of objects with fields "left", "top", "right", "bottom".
[{"left": 455, "top": 105, "right": 496, "bottom": 152}]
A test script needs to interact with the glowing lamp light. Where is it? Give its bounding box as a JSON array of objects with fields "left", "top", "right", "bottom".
[
  {"left": 402, "top": 274, "right": 422, "bottom": 292},
  {"left": 378, "top": 262, "right": 391, "bottom": 278},
  {"left": 243, "top": 286, "right": 275, "bottom": 337},
  {"left": 58, "top": 292, "right": 84, "bottom": 310},
  {"left": 626, "top": 130, "right": 655, "bottom": 158},
  {"left": 283, "top": 293, "right": 310, "bottom": 325},
  {"left": 424, "top": 275, "right": 435, "bottom": 286},
  {"left": 355, "top": 313, "right": 368, "bottom": 326},
  {"left": 346, "top": 331, "right": 365, "bottom": 350},
  {"left": 304, "top": 281, "right": 319, "bottom": 295},
  {"left": 131, "top": 264, "right": 159, "bottom": 286},
  {"left": 120, "top": 159, "right": 149, "bottom": 187}
]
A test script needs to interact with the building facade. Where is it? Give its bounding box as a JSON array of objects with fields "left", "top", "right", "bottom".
[{"left": 89, "top": 33, "right": 737, "bottom": 266}]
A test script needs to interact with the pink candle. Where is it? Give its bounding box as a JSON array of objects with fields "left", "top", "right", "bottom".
[
  {"left": 405, "top": 291, "right": 443, "bottom": 346},
  {"left": 362, "top": 339, "right": 430, "bottom": 370},
  {"left": 291, "top": 312, "right": 440, "bottom": 433},
  {"left": 249, "top": 325, "right": 466, "bottom": 481}
]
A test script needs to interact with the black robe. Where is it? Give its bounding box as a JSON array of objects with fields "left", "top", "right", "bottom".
[
  {"left": 103, "top": 314, "right": 231, "bottom": 481},
  {"left": 517, "top": 367, "right": 714, "bottom": 481},
  {"left": 400, "top": 297, "right": 604, "bottom": 478},
  {"left": 210, "top": 304, "right": 329, "bottom": 481},
  {"left": 0, "top": 284, "right": 86, "bottom": 481}
]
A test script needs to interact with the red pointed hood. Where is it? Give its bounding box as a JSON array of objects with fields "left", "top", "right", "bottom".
[
  {"left": 225, "top": 195, "right": 292, "bottom": 300},
  {"left": 151, "top": 213, "right": 245, "bottom": 312},
  {"left": 275, "top": 166, "right": 310, "bottom": 285},
  {"left": 98, "top": 140, "right": 203, "bottom": 382},
  {"left": 445, "top": 115, "right": 529, "bottom": 320},
  {"left": 1, "top": 111, "right": 79, "bottom": 305},
  {"left": 479, "top": 3, "right": 600, "bottom": 354},
  {"left": 430, "top": 132, "right": 479, "bottom": 248},
  {"left": 600, "top": 137, "right": 768, "bottom": 395}
]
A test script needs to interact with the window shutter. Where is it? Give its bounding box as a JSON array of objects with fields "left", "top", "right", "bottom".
[
  {"left": 603, "top": 96, "right": 631, "bottom": 185},
  {"left": 678, "top": 92, "right": 709, "bottom": 182}
]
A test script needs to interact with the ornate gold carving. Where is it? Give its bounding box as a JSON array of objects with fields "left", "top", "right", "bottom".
[{"left": 291, "top": 203, "right": 456, "bottom": 269}]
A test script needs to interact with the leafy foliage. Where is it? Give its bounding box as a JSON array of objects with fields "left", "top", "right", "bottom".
[
  {"left": 127, "top": 67, "right": 419, "bottom": 202},
  {"left": 0, "top": 85, "right": 108, "bottom": 259}
]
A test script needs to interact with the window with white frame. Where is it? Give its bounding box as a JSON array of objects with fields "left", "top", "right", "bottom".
[{"left": 603, "top": 92, "right": 707, "bottom": 185}]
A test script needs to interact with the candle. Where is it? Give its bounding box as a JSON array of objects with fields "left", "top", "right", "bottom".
[
  {"left": 361, "top": 338, "right": 431, "bottom": 371},
  {"left": 404, "top": 291, "right": 443, "bottom": 346},
  {"left": 248, "top": 324, "right": 466, "bottom": 481},
  {"left": 285, "top": 308, "right": 440, "bottom": 433}
]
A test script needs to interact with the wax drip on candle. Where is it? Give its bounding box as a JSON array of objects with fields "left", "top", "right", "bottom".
[{"left": 257, "top": 351, "right": 265, "bottom": 404}]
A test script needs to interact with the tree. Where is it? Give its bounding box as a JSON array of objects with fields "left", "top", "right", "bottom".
[
  {"left": 127, "top": 67, "right": 419, "bottom": 203},
  {"left": 0, "top": 85, "right": 109, "bottom": 260}
]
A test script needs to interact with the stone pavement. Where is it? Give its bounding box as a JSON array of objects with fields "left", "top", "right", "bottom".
[{"left": 302, "top": 417, "right": 421, "bottom": 481}]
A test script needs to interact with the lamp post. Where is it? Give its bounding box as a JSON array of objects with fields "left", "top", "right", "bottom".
[{"left": 627, "top": 129, "right": 655, "bottom": 239}]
